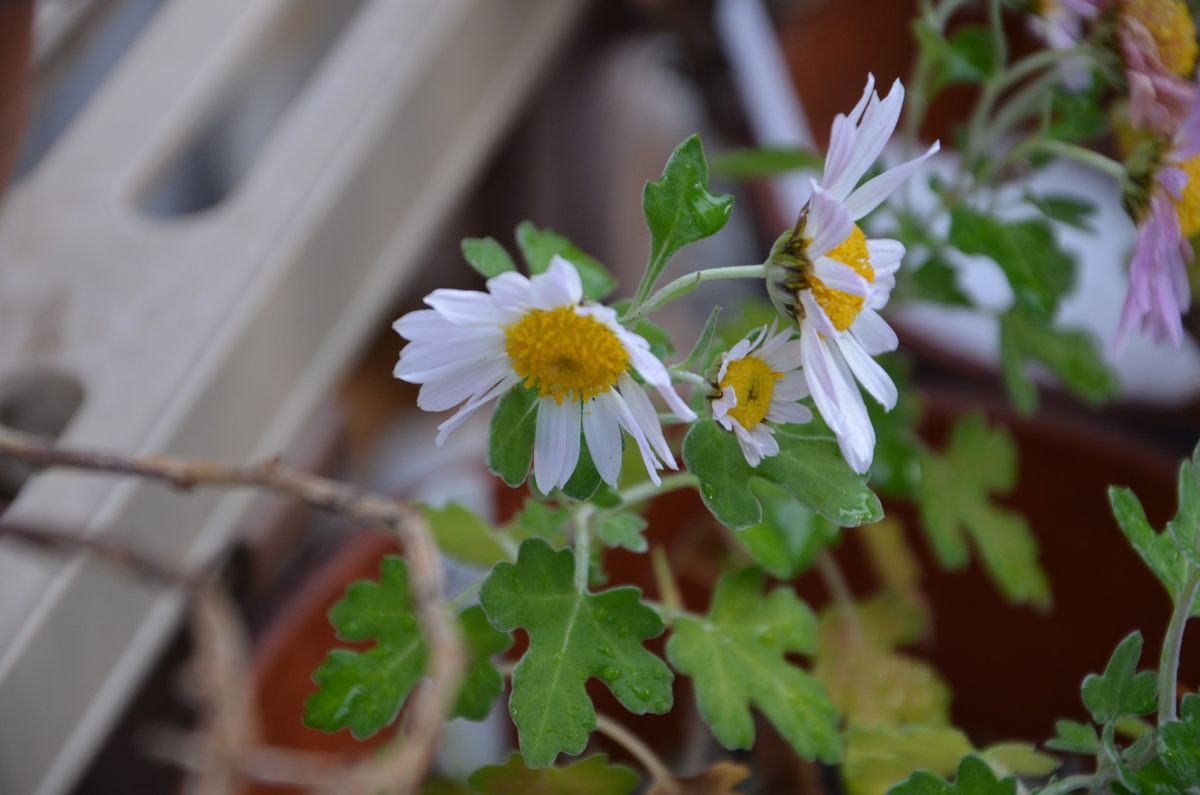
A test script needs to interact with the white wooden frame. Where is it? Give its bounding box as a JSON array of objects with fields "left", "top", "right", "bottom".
[{"left": 0, "top": 1, "right": 585, "bottom": 792}]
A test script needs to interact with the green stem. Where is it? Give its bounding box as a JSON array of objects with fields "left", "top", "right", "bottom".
[
  {"left": 1159, "top": 566, "right": 1200, "bottom": 723},
  {"left": 669, "top": 369, "right": 707, "bottom": 387},
  {"left": 608, "top": 473, "right": 699, "bottom": 512},
  {"left": 447, "top": 573, "right": 488, "bottom": 612},
  {"left": 572, "top": 504, "right": 594, "bottom": 594},
  {"left": 624, "top": 265, "right": 766, "bottom": 323},
  {"left": 1023, "top": 139, "right": 1128, "bottom": 182},
  {"left": 988, "top": 0, "right": 1007, "bottom": 68},
  {"left": 1036, "top": 773, "right": 1100, "bottom": 795}
]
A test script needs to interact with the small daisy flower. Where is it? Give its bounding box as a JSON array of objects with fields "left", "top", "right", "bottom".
[
  {"left": 710, "top": 324, "right": 813, "bottom": 467},
  {"left": 393, "top": 256, "right": 697, "bottom": 492},
  {"left": 1119, "top": 0, "right": 1199, "bottom": 135},
  {"left": 767, "top": 76, "right": 938, "bottom": 474},
  {"left": 1118, "top": 99, "right": 1200, "bottom": 348}
]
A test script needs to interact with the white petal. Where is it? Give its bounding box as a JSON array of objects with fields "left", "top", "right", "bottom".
[
  {"left": 844, "top": 140, "right": 940, "bottom": 219},
  {"left": 609, "top": 389, "right": 662, "bottom": 486},
  {"left": 760, "top": 337, "right": 804, "bottom": 373},
  {"left": 435, "top": 373, "right": 522, "bottom": 446},
  {"left": 825, "top": 79, "right": 906, "bottom": 200},
  {"left": 530, "top": 255, "right": 583, "bottom": 308},
  {"left": 395, "top": 335, "right": 506, "bottom": 381},
  {"left": 425, "top": 288, "right": 508, "bottom": 325},
  {"left": 813, "top": 256, "right": 869, "bottom": 297},
  {"left": 733, "top": 423, "right": 766, "bottom": 467},
  {"left": 837, "top": 335, "right": 897, "bottom": 410},
  {"left": 534, "top": 398, "right": 580, "bottom": 493},
  {"left": 825, "top": 338, "right": 877, "bottom": 473},
  {"left": 773, "top": 371, "right": 810, "bottom": 400},
  {"left": 850, "top": 309, "right": 899, "bottom": 356},
  {"left": 766, "top": 399, "right": 813, "bottom": 425},
  {"left": 488, "top": 271, "right": 534, "bottom": 314},
  {"left": 799, "top": 291, "right": 839, "bottom": 338},
  {"left": 822, "top": 74, "right": 877, "bottom": 194},
  {"left": 394, "top": 309, "right": 462, "bottom": 340},
  {"left": 417, "top": 359, "right": 511, "bottom": 411},
  {"left": 627, "top": 341, "right": 697, "bottom": 421},
  {"left": 583, "top": 394, "right": 623, "bottom": 486},
  {"left": 867, "top": 238, "right": 905, "bottom": 278},
  {"left": 711, "top": 385, "right": 737, "bottom": 428},
  {"left": 800, "top": 327, "right": 850, "bottom": 436},
  {"left": 806, "top": 181, "right": 855, "bottom": 257},
  {"left": 618, "top": 374, "right": 676, "bottom": 469}
]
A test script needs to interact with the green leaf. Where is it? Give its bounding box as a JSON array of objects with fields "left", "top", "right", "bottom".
[
  {"left": 510, "top": 499, "right": 571, "bottom": 545},
  {"left": 736, "top": 480, "right": 840, "bottom": 578},
  {"left": 949, "top": 207, "right": 1074, "bottom": 321},
  {"left": 979, "top": 743, "right": 1060, "bottom": 777},
  {"left": 683, "top": 419, "right": 883, "bottom": 530},
  {"left": 999, "top": 309, "right": 1115, "bottom": 415},
  {"left": 814, "top": 593, "right": 950, "bottom": 729},
  {"left": 1044, "top": 719, "right": 1100, "bottom": 755},
  {"left": 888, "top": 755, "right": 1016, "bottom": 795},
  {"left": 844, "top": 725, "right": 974, "bottom": 795},
  {"left": 1024, "top": 193, "right": 1097, "bottom": 231},
  {"left": 910, "top": 257, "right": 972, "bottom": 307},
  {"left": 1167, "top": 444, "right": 1200, "bottom": 567},
  {"left": 479, "top": 539, "right": 673, "bottom": 767},
  {"left": 596, "top": 513, "right": 648, "bottom": 553},
  {"left": 915, "top": 22, "right": 999, "bottom": 93},
  {"left": 515, "top": 222, "right": 617, "bottom": 301},
  {"left": 561, "top": 435, "right": 602, "bottom": 501},
  {"left": 666, "top": 569, "right": 840, "bottom": 763},
  {"left": 468, "top": 753, "right": 639, "bottom": 795},
  {"left": 455, "top": 605, "right": 515, "bottom": 720},
  {"left": 305, "top": 560, "right": 514, "bottom": 737},
  {"left": 304, "top": 557, "right": 427, "bottom": 738},
  {"left": 916, "top": 415, "right": 1051, "bottom": 607},
  {"left": 1157, "top": 693, "right": 1200, "bottom": 784},
  {"left": 1046, "top": 83, "right": 1109, "bottom": 143},
  {"left": 682, "top": 305, "right": 723, "bottom": 371},
  {"left": 1081, "top": 631, "right": 1157, "bottom": 724},
  {"left": 462, "top": 237, "right": 517, "bottom": 278},
  {"left": 488, "top": 385, "right": 538, "bottom": 487},
  {"left": 638, "top": 135, "right": 734, "bottom": 298},
  {"left": 709, "top": 146, "right": 823, "bottom": 178},
  {"left": 1109, "top": 486, "right": 1193, "bottom": 607},
  {"left": 418, "top": 503, "right": 514, "bottom": 567}
]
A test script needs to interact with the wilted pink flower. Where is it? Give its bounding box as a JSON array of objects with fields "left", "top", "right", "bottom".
[
  {"left": 1119, "top": 0, "right": 1199, "bottom": 135},
  {"left": 1029, "top": 0, "right": 1108, "bottom": 88}
]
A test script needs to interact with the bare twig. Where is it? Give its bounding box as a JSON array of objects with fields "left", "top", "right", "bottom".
[
  {"left": 0, "top": 426, "right": 465, "bottom": 795},
  {"left": 595, "top": 713, "right": 677, "bottom": 792}
]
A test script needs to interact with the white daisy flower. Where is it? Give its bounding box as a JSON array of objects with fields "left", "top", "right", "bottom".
[
  {"left": 393, "top": 256, "right": 697, "bottom": 493},
  {"left": 710, "top": 323, "right": 813, "bottom": 467},
  {"left": 767, "top": 75, "right": 939, "bottom": 474}
]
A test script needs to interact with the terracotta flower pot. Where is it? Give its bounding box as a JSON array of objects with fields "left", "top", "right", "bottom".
[{"left": 0, "top": 1, "right": 33, "bottom": 192}]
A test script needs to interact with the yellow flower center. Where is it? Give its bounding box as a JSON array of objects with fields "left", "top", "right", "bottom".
[
  {"left": 1123, "top": 0, "right": 1198, "bottom": 78},
  {"left": 1175, "top": 156, "right": 1200, "bottom": 238},
  {"left": 719, "top": 356, "right": 782, "bottom": 430},
  {"left": 504, "top": 306, "right": 629, "bottom": 403},
  {"left": 810, "top": 226, "right": 875, "bottom": 332}
]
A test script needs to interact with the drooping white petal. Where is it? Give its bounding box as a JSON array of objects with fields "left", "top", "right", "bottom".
[
  {"left": 799, "top": 290, "right": 839, "bottom": 338},
  {"left": 609, "top": 388, "right": 662, "bottom": 485},
  {"left": 417, "top": 359, "right": 512, "bottom": 411},
  {"left": 813, "top": 256, "right": 870, "bottom": 297},
  {"left": 434, "top": 373, "right": 522, "bottom": 446},
  {"left": 583, "top": 394, "right": 623, "bottom": 486},
  {"left": 806, "top": 181, "right": 855, "bottom": 257},
  {"left": 618, "top": 374, "right": 677, "bottom": 470},
  {"left": 837, "top": 335, "right": 898, "bottom": 410},
  {"left": 850, "top": 308, "right": 899, "bottom": 356},
  {"left": 826, "top": 339, "right": 877, "bottom": 473},
  {"left": 801, "top": 328, "right": 881, "bottom": 474},
  {"left": 844, "top": 140, "right": 941, "bottom": 219},
  {"left": 624, "top": 337, "right": 697, "bottom": 421},
  {"left": 529, "top": 255, "right": 583, "bottom": 309}
]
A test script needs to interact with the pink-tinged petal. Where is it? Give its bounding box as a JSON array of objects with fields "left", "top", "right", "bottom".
[
  {"left": 850, "top": 309, "right": 899, "bottom": 356},
  {"left": 822, "top": 74, "right": 877, "bottom": 191},
  {"left": 837, "top": 335, "right": 898, "bottom": 410},
  {"left": 813, "top": 256, "right": 869, "bottom": 296},
  {"left": 416, "top": 359, "right": 512, "bottom": 411},
  {"left": 844, "top": 140, "right": 940, "bottom": 219},
  {"left": 824, "top": 79, "right": 905, "bottom": 200},
  {"left": 799, "top": 290, "right": 839, "bottom": 338},
  {"left": 806, "top": 181, "right": 855, "bottom": 257},
  {"left": 801, "top": 329, "right": 875, "bottom": 472},
  {"left": 619, "top": 374, "right": 677, "bottom": 469},
  {"left": 609, "top": 388, "right": 662, "bottom": 485},
  {"left": 584, "top": 393, "right": 624, "bottom": 486},
  {"left": 867, "top": 238, "right": 906, "bottom": 277}
]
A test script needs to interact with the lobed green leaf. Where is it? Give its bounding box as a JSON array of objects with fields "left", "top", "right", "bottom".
[
  {"left": 515, "top": 221, "right": 617, "bottom": 301},
  {"left": 1080, "top": 631, "right": 1157, "bottom": 724},
  {"left": 462, "top": 237, "right": 517, "bottom": 278}
]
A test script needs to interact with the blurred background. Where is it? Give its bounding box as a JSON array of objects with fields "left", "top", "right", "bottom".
[{"left": 0, "top": 0, "right": 1198, "bottom": 793}]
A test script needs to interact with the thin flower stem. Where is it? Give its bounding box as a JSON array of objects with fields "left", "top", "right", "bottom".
[
  {"left": 594, "top": 714, "right": 676, "bottom": 790},
  {"left": 669, "top": 369, "right": 708, "bottom": 387},
  {"left": 447, "top": 572, "right": 489, "bottom": 612},
  {"left": 1159, "top": 565, "right": 1200, "bottom": 723},
  {"left": 1024, "top": 139, "right": 1128, "bottom": 182},
  {"left": 625, "top": 265, "right": 766, "bottom": 323},
  {"left": 988, "top": 0, "right": 1007, "bottom": 68},
  {"left": 1036, "top": 773, "right": 1100, "bottom": 795},
  {"left": 816, "top": 551, "right": 862, "bottom": 644},
  {"left": 608, "top": 473, "right": 699, "bottom": 512},
  {"left": 573, "top": 504, "right": 594, "bottom": 594}
]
